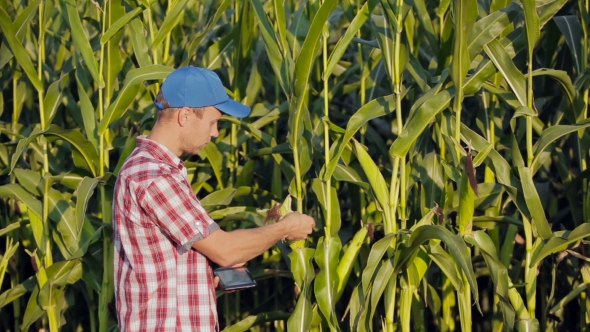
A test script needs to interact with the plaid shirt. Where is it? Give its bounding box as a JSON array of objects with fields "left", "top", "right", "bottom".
[{"left": 113, "top": 135, "right": 220, "bottom": 331}]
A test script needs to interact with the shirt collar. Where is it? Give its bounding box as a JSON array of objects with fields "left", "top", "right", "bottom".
[{"left": 136, "top": 135, "right": 184, "bottom": 170}]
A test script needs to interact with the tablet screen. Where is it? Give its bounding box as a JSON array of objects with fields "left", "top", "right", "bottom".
[{"left": 215, "top": 267, "right": 256, "bottom": 289}]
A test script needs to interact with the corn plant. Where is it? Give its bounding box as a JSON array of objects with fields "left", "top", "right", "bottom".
[{"left": 2, "top": 0, "right": 590, "bottom": 331}]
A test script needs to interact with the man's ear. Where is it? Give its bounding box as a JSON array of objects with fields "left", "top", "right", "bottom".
[{"left": 177, "top": 107, "right": 191, "bottom": 127}]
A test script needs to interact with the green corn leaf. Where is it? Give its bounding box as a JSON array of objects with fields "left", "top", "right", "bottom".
[
  {"left": 63, "top": 0, "right": 104, "bottom": 88},
  {"left": 352, "top": 140, "right": 389, "bottom": 212},
  {"left": 13, "top": 168, "right": 42, "bottom": 196},
  {"left": 420, "top": 152, "right": 444, "bottom": 213},
  {"left": 359, "top": 226, "right": 480, "bottom": 325},
  {"left": 464, "top": 32, "right": 525, "bottom": 95},
  {"left": 98, "top": 65, "right": 173, "bottom": 134},
  {"left": 466, "top": 0, "right": 566, "bottom": 94},
  {"left": 359, "top": 234, "right": 396, "bottom": 297},
  {"left": 151, "top": 0, "right": 189, "bottom": 50},
  {"left": 408, "top": 0, "right": 439, "bottom": 55},
  {"left": 199, "top": 143, "right": 225, "bottom": 187},
  {"left": 0, "top": 0, "right": 41, "bottom": 70},
  {"left": 11, "top": 125, "right": 100, "bottom": 176},
  {"left": 427, "top": 244, "right": 464, "bottom": 291},
  {"left": 512, "top": 105, "right": 537, "bottom": 119},
  {"left": 75, "top": 70, "right": 98, "bottom": 149},
  {"left": 184, "top": 0, "right": 234, "bottom": 66},
  {"left": 200, "top": 188, "right": 238, "bottom": 208},
  {"left": 468, "top": 2, "right": 520, "bottom": 59},
  {"left": 249, "top": 0, "right": 289, "bottom": 94},
  {"left": 0, "top": 7, "right": 42, "bottom": 91},
  {"left": 532, "top": 119, "right": 590, "bottom": 171},
  {"left": 472, "top": 143, "right": 494, "bottom": 167},
  {"left": 0, "top": 276, "right": 36, "bottom": 309},
  {"left": 43, "top": 75, "right": 68, "bottom": 127},
  {"left": 324, "top": 0, "right": 379, "bottom": 79},
  {"left": 0, "top": 184, "right": 42, "bottom": 219},
  {"left": 483, "top": 38, "right": 527, "bottom": 106},
  {"left": 246, "top": 143, "right": 292, "bottom": 157},
  {"left": 44, "top": 183, "right": 80, "bottom": 257},
  {"left": 287, "top": 248, "right": 316, "bottom": 332},
  {"left": 549, "top": 284, "right": 589, "bottom": 314},
  {"left": 459, "top": 120, "right": 531, "bottom": 217},
  {"left": 335, "top": 226, "right": 368, "bottom": 301},
  {"left": 522, "top": 0, "right": 540, "bottom": 54},
  {"left": 402, "top": 225, "right": 479, "bottom": 309},
  {"left": 517, "top": 166, "right": 552, "bottom": 239},
  {"left": 311, "top": 179, "right": 341, "bottom": 236},
  {"left": 38, "top": 259, "right": 83, "bottom": 310},
  {"left": 294, "top": 0, "right": 338, "bottom": 97},
  {"left": 390, "top": 89, "right": 453, "bottom": 158},
  {"left": 223, "top": 117, "right": 295, "bottom": 180},
  {"left": 322, "top": 94, "right": 395, "bottom": 181},
  {"left": 129, "top": 19, "right": 153, "bottom": 68},
  {"left": 530, "top": 68, "right": 586, "bottom": 121},
  {"left": 73, "top": 176, "right": 104, "bottom": 244},
  {"left": 68, "top": 226, "right": 102, "bottom": 260},
  {"left": 273, "top": 0, "right": 289, "bottom": 58},
  {"left": 223, "top": 312, "right": 291, "bottom": 332},
  {"left": 42, "top": 263, "right": 80, "bottom": 293},
  {"left": 370, "top": 14, "right": 399, "bottom": 82},
  {"left": 103, "top": 0, "right": 128, "bottom": 107},
  {"left": 553, "top": 15, "right": 583, "bottom": 74},
  {"left": 314, "top": 236, "right": 342, "bottom": 331},
  {"left": 437, "top": 0, "right": 451, "bottom": 17},
  {"left": 101, "top": 7, "right": 144, "bottom": 45},
  {"left": 332, "top": 164, "right": 370, "bottom": 190},
  {"left": 465, "top": 231, "right": 528, "bottom": 326},
  {"left": 22, "top": 286, "right": 44, "bottom": 331},
  {"left": 451, "top": 0, "right": 477, "bottom": 111},
  {"left": 531, "top": 223, "right": 590, "bottom": 266},
  {"left": 457, "top": 166, "right": 475, "bottom": 235},
  {"left": 0, "top": 220, "right": 29, "bottom": 237},
  {"left": 400, "top": 260, "right": 424, "bottom": 332},
  {"left": 368, "top": 261, "right": 398, "bottom": 329}
]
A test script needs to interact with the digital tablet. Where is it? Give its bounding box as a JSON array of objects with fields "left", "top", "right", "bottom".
[{"left": 214, "top": 266, "right": 257, "bottom": 291}]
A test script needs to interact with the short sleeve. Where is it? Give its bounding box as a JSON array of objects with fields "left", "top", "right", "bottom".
[{"left": 140, "top": 174, "right": 219, "bottom": 250}]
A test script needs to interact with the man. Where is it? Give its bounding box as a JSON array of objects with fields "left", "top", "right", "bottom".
[{"left": 113, "top": 66, "right": 315, "bottom": 331}]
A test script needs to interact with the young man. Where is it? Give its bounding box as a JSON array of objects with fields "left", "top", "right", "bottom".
[{"left": 113, "top": 66, "right": 315, "bottom": 331}]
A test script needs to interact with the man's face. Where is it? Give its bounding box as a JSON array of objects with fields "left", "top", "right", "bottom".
[{"left": 180, "top": 106, "right": 222, "bottom": 155}]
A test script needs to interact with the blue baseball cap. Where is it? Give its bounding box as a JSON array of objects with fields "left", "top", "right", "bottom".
[{"left": 155, "top": 66, "right": 251, "bottom": 118}]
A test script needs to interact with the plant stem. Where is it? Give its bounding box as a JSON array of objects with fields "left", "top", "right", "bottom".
[
  {"left": 292, "top": 101, "right": 303, "bottom": 213},
  {"left": 42, "top": 178, "right": 58, "bottom": 331},
  {"left": 357, "top": 3, "right": 367, "bottom": 220},
  {"left": 458, "top": 272, "right": 472, "bottom": 332},
  {"left": 393, "top": 0, "right": 406, "bottom": 223},
  {"left": 162, "top": 0, "right": 176, "bottom": 64},
  {"left": 37, "top": 4, "right": 58, "bottom": 330},
  {"left": 523, "top": 216, "right": 536, "bottom": 318},
  {"left": 442, "top": 275, "right": 455, "bottom": 331},
  {"left": 98, "top": 3, "right": 112, "bottom": 331},
  {"left": 385, "top": 276, "right": 398, "bottom": 332},
  {"left": 322, "top": 7, "right": 331, "bottom": 236}
]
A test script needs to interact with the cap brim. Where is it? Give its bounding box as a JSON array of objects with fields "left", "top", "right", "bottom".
[{"left": 214, "top": 99, "right": 251, "bottom": 118}]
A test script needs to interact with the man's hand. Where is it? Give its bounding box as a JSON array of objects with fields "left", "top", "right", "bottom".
[{"left": 280, "top": 212, "right": 315, "bottom": 241}]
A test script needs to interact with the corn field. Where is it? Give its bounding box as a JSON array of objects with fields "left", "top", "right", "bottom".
[{"left": 1, "top": 0, "right": 590, "bottom": 331}]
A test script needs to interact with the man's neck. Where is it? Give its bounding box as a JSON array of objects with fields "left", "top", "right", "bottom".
[{"left": 147, "top": 123, "right": 183, "bottom": 157}]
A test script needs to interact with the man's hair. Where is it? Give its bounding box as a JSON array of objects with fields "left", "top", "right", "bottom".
[{"left": 155, "top": 90, "right": 205, "bottom": 120}]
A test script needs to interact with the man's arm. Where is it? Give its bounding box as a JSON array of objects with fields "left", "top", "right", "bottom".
[{"left": 192, "top": 212, "right": 314, "bottom": 266}]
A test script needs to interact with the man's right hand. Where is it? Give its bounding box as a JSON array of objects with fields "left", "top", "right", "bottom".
[{"left": 281, "top": 212, "right": 315, "bottom": 241}]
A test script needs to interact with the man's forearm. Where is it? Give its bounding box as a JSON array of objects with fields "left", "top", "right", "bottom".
[{"left": 193, "top": 221, "right": 291, "bottom": 266}]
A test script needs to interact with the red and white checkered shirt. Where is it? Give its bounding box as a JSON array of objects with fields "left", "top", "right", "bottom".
[{"left": 113, "top": 135, "right": 220, "bottom": 331}]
